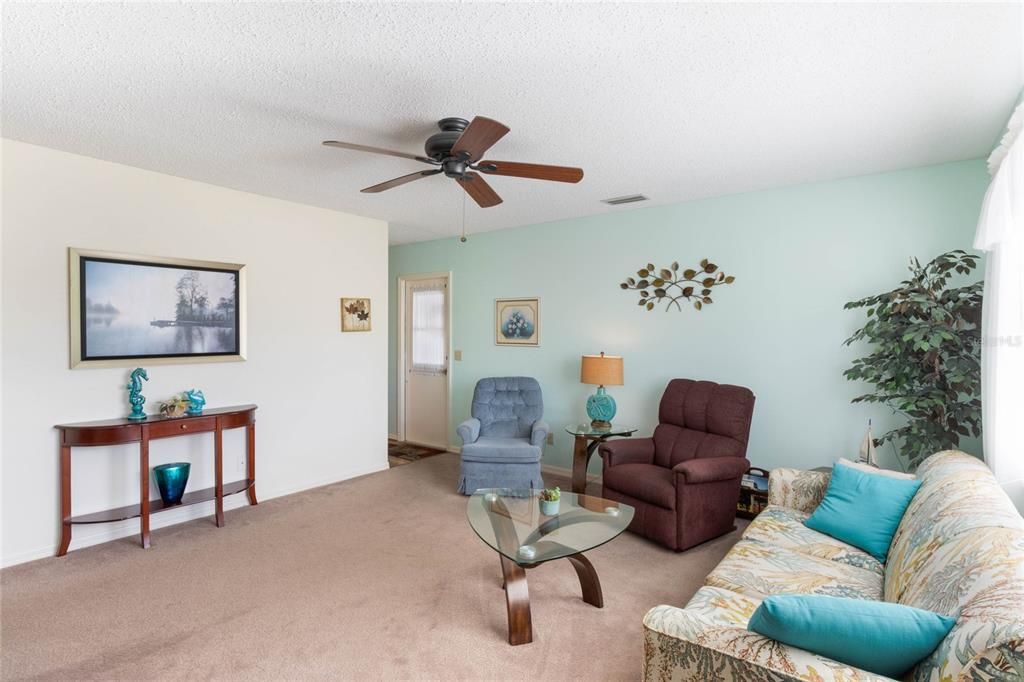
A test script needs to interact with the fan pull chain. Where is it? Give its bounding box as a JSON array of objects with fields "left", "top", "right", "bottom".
[{"left": 460, "top": 187, "right": 468, "bottom": 243}]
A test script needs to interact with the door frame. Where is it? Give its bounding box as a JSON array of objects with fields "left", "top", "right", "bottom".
[{"left": 396, "top": 271, "right": 453, "bottom": 448}]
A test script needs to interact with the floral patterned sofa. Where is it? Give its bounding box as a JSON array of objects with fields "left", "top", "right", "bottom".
[{"left": 642, "top": 451, "right": 1024, "bottom": 681}]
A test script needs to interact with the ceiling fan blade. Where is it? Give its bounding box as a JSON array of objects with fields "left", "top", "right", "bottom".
[
  {"left": 476, "top": 160, "right": 584, "bottom": 183},
  {"left": 450, "top": 117, "right": 510, "bottom": 162},
  {"left": 323, "top": 140, "right": 437, "bottom": 165},
  {"left": 361, "top": 169, "right": 442, "bottom": 194},
  {"left": 456, "top": 172, "right": 503, "bottom": 208}
]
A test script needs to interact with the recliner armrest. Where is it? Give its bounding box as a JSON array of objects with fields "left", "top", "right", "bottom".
[
  {"left": 530, "top": 420, "right": 550, "bottom": 447},
  {"left": 673, "top": 457, "right": 749, "bottom": 484},
  {"left": 457, "top": 418, "right": 481, "bottom": 445},
  {"left": 600, "top": 437, "right": 655, "bottom": 467}
]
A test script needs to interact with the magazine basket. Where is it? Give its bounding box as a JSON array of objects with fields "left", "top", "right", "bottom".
[{"left": 737, "top": 466, "right": 770, "bottom": 519}]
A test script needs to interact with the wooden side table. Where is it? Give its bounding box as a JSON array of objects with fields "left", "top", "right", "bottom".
[{"left": 565, "top": 425, "right": 638, "bottom": 494}]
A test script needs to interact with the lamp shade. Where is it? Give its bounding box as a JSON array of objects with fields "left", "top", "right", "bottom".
[{"left": 581, "top": 353, "right": 624, "bottom": 386}]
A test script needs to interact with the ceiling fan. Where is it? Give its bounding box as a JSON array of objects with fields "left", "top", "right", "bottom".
[{"left": 322, "top": 116, "right": 584, "bottom": 208}]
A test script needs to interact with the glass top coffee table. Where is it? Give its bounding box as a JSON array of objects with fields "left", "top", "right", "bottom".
[{"left": 467, "top": 488, "right": 635, "bottom": 645}]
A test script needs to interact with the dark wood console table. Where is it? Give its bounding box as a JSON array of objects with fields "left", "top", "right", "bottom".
[{"left": 55, "top": 404, "right": 258, "bottom": 556}]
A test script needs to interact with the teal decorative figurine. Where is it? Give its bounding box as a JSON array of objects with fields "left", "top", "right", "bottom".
[
  {"left": 126, "top": 367, "right": 149, "bottom": 421},
  {"left": 185, "top": 389, "right": 206, "bottom": 416}
]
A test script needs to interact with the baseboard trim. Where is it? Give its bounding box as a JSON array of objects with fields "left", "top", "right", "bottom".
[
  {"left": 542, "top": 462, "right": 601, "bottom": 485},
  {"left": 1, "top": 460, "right": 390, "bottom": 568},
  {"left": 387, "top": 433, "right": 400, "bottom": 441}
]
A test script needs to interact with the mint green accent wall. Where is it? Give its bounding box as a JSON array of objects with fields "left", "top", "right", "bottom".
[{"left": 389, "top": 160, "right": 987, "bottom": 474}]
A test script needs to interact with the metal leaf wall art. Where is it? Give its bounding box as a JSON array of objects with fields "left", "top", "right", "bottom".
[{"left": 620, "top": 259, "right": 735, "bottom": 312}]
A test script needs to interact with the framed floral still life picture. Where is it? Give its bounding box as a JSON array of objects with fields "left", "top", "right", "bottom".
[
  {"left": 341, "top": 298, "right": 371, "bottom": 332},
  {"left": 495, "top": 298, "right": 540, "bottom": 347}
]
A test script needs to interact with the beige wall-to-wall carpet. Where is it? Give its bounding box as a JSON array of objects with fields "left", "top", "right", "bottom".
[{"left": 1, "top": 453, "right": 743, "bottom": 680}]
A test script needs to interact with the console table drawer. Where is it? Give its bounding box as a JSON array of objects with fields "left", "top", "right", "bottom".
[{"left": 147, "top": 417, "right": 217, "bottom": 439}]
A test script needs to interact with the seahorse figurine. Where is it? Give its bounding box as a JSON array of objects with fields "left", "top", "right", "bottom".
[
  {"left": 126, "top": 367, "right": 149, "bottom": 421},
  {"left": 185, "top": 388, "right": 206, "bottom": 416}
]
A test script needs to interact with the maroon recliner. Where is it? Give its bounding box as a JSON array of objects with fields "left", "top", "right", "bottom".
[{"left": 600, "top": 379, "right": 755, "bottom": 551}]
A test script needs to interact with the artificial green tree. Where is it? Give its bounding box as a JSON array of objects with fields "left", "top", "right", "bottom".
[{"left": 843, "top": 250, "right": 983, "bottom": 469}]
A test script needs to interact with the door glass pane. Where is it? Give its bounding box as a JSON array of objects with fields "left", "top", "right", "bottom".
[{"left": 411, "top": 287, "right": 445, "bottom": 373}]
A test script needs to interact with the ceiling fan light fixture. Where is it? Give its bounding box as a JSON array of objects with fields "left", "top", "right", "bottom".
[{"left": 323, "top": 115, "right": 584, "bottom": 210}]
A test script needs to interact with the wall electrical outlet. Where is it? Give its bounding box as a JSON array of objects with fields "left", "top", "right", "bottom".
[
  {"left": 546, "top": 432, "right": 554, "bottom": 445},
  {"left": 454, "top": 350, "right": 463, "bottom": 361}
]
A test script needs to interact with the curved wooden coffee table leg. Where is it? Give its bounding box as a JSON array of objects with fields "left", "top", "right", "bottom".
[
  {"left": 500, "top": 556, "right": 533, "bottom": 645},
  {"left": 568, "top": 553, "right": 603, "bottom": 608}
]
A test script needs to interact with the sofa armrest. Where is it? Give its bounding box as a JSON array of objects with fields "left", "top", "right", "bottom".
[
  {"left": 673, "top": 457, "right": 749, "bottom": 484},
  {"left": 642, "top": 605, "right": 894, "bottom": 682},
  {"left": 768, "top": 468, "right": 831, "bottom": 514},
  {"left": 599, "top": 437, "right": 654, "bottom": 467},
  {"left": 456, "top": 418, "right": 481, "bottom": 445},
  {"left": 530, "top": 420, "right": 550, "bottom": 447}
]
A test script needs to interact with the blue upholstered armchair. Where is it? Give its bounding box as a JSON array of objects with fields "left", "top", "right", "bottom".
[{"left": 456, "top": 377, "right": 548, "bottom": 494}]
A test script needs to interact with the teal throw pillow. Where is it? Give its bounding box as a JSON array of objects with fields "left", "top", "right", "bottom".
[
  {"left": 804, "top": 460, "right": 921, "bottom": 562},
  {"left": 748, "top": 595, "right": 956, "bottom": 678}
]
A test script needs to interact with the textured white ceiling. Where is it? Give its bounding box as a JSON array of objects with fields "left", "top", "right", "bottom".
[{"left": 3, "top": 2, "right": 1021, "bottom": 245}]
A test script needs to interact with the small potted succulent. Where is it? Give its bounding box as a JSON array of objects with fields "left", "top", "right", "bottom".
[{"left": 539, "top": 486, "right": 561, "bottom": 516}]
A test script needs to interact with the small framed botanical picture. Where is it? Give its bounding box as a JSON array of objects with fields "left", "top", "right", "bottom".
[
  {"left": 341, "top": 298, "right": 371, "bottom": 332},
  {"left": 495, "top": 298, "right": 540, "bottom": 347}
]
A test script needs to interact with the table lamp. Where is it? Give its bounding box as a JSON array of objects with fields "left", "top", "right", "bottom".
[{"left": 580, "top": 352, "right": 624, "bottom": 429}]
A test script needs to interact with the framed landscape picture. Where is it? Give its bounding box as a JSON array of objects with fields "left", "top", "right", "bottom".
[
  {"left": 69, "top": 248, "right": 246, "bottom": 368},
  {"left": 495, "top": 298, "right": 540, "bottom": 347},
  {"left": 341, "top": 297, "right": 371, "bottom": 332}
]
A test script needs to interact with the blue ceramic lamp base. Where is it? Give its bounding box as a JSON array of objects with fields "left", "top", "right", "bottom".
[{"left": 586, "top": 386, "right": 617, "bottom": 430}]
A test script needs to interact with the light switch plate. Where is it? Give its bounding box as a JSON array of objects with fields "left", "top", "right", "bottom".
[
  {"left": 546, "top": 432, "right": 554, "bottom": 445},
  {"left": 454, "top": 350, "right": 463, "bottom": 361}
]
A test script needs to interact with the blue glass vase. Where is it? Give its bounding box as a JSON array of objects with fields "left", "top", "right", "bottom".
[{"left": 153, "top": 462, "right": 191, "bottom": 506}]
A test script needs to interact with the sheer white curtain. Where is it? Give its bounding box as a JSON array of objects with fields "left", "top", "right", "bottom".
[
  {"left": 974, "top": 97, "right": 1024, "bottom": 513},
  {"left": 410, "top": 284, "right": 446, "bottom": 374}
]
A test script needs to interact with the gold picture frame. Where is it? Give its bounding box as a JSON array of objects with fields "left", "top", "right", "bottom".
[
  {"left": 495, "top": 298, "right": 540, "bottom": 346},
  {"left": 341, "top": 297, "right": 372, "bottom": 332},
  {"left": 68, "top": 247, "right": 247, "bottom": 369}
]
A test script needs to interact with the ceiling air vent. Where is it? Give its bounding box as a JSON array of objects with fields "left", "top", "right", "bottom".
[{"left": 601, "top": 194, "right": 648, "bottom": 206}]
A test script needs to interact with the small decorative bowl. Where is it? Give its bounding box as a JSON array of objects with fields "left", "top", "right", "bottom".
[{"left": 158, "top": 400, "right": 189, "bottom": 418}]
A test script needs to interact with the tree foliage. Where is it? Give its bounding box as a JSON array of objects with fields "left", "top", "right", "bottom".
[
  {"left": 175, "top": 271, "right": 209, "bottom": 321},
  {"left": 843, "top": 250, "right": 983, "bottom": 469}
]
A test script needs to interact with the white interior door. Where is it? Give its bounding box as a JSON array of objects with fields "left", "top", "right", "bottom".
[{"left": 403, "top": 276, "right": 449, "bottom": 449}]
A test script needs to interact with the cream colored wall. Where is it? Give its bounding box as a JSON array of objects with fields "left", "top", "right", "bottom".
[{"left": 1, "top": 139, "right": 389, "bottom": 566}]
